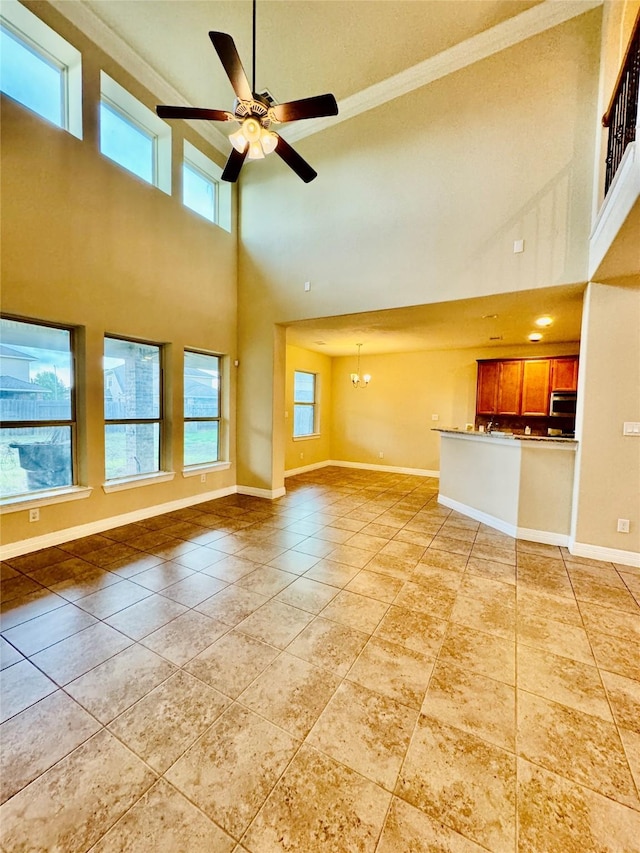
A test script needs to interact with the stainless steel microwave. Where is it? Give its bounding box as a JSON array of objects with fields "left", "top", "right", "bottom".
[{"left": 550, "top": 391, "right": 577, "bottom": 416}]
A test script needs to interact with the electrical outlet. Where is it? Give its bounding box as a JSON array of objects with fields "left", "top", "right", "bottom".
[
  {"left": 379, "top": 451, "right": 384, "bottom": 458},
  {"left": 617, "top": 518, "right": 630, "bottom": 533},
  {"left": 431, "top": 414, "right": 439, "bottom": 421},
  {"left": 300, "top": 452, "right": 304, "bottom": 460},
  {"left": 29, "top": 508, "right": 40, "bottom": 522},
  {"left": 200, "top": 474, "right": 206, "bottom": 484}
]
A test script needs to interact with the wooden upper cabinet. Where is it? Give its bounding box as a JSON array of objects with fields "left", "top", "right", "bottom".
[
  {"left": 497, "top": 360, "right": 523, "bottom": 415},
  {"left": 476, "top": 361, "right": 499, "bottom": 414},
  {"left": 521, "top": 359, "right": 551, "bottom": 416},
  {"left": 551, "top": 356, "right": 579, "bottom": 391}
]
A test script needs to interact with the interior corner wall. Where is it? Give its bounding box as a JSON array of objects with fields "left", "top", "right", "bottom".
[
  {"left": 284, "top": 345, "right": 333, "bottom": 473},
  {"left": 1, "top": 3, "right": 238, "bottom": 548},
  {"left": 237, "top": 10, "right": 601, "bottom": 492},
  {"left": 573, "top": 281, "right": 640, "bottom": 555}
]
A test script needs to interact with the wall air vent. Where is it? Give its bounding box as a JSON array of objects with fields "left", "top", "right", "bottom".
[{"left": 489, "top": 335, "right": 503, "bottom": 341}]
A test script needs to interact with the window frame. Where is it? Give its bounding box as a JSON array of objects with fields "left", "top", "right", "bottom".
[
  {"left": 103, "top": 334, "right": 164, "bottom": 484},
  {"left": 99, "top": 71, "right": 171, "bottom": 194},
  {"left": 293, "top": 370, "right": 318, "bottom": 438},
  {"left": 183, "top": 140, "right": 231, "bottom": 232},
  {"left": 0, "top": 0, "right": 82, "bottom": 138},
  {"left": 183, "top": 349, "right": 222, "bottom": 469},
  {"left": 0, "top": 315, "right": 78, "bottom": 503}
]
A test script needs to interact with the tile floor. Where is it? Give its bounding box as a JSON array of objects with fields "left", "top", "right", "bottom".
[{"left": 1, "top": 467, "right": 639, "bottom": 852}]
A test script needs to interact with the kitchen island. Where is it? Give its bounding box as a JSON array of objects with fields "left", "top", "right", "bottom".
[{"left": 435, "top": 429, "right": 578, "bottom": 545}]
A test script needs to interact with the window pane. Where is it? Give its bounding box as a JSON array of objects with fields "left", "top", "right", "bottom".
[
  {"left": 0, "top": 318, "right": 72, "bottom": 422},
  {"left": 100, "top": 101, "right": 154, "bottom": 184},
  {"left": 184, "top": 421, "right": 219, "bottom": 466},
  {"left": 294, "top": 371, "right": 315, "bottom": 403},
  {"left": 105, "top": 423, "right": 159, "bottom": 480},
  {"left": 1, "top": 426, "right": 72, "bottom": 497},
  {"left": 294, "top": 405, "right": 314, "bottom": 437},
  {"left": 183, "top": 163, "right": 215, "bottom": 222},
  {"left": 0, "top": 26, "right": 63, "bottom": 127},
  {"left": 104, "top": 339, "right": 159, "bottom": 420},
  {"left": 184, "top": 352, "right": 219, "bottom": 418}
]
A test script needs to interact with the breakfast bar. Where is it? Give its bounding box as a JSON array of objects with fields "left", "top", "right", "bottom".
[{"left": 435, "top": 429, "right": 578, "bottom": 545}]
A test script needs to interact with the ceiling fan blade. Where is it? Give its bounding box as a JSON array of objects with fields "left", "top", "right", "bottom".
[
  {"left": 275, "top": 136, "right": 317, "bottom": 183},
  {"left": 271, "top": 94, "right": 338, "bottom": 123},
  {"left": 209, "top": 31, "right": 253, "bottom": 102},
  {"left": 156, "top": 106, "right": 229, "bottom": 121},
  {"left": 221, "top": 147, "right": 248, "bottom": 183}
]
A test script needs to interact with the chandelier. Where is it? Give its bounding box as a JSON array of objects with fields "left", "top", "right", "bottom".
[{"left": 350, "top": 343, "right": 371, "bottom": 388}]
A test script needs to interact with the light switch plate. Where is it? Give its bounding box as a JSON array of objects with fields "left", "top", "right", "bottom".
[{"left": 623, "top": 422, "right": 640, "bottom": 436}]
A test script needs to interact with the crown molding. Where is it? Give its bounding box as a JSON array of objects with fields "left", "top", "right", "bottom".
[
  {"left": 49, "top": 0, "right": 230, "bottom": 155},
  {"left": 284, "top": 0, "right": 602, "bottom": 143},
  {"left": 51, "top": 0, "right": 601, "bottom": 154}
]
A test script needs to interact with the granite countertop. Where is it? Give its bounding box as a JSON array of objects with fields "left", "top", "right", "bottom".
[{"left": 433, "top": 428, "right": 577, "bottom": 443}]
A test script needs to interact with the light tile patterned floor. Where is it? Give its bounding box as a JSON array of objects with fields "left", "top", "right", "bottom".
[{"left": 1, "top": 467, "right": 639, "bottom": 852}]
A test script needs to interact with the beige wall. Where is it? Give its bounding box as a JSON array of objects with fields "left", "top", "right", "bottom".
[
  {"left": 284, "top": 345, "right": 333, "bottom": 472},
  {"left": 330, "top": 342, "right": 579, "bottom": 473},
  {"left": 1, "top": 3, "right": 238, "bottom": 547},
  {"left": 237, "top": 10, "right": 601, "bottom": 491},
  {"left": 573, "top": 282, "right": 640, "bottom": 555}
]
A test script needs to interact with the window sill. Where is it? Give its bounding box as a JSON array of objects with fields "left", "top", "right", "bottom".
[
  {"left": 102, "top": 471, "right": 175, "bottom": 493},
  {"left": 1, "top": 486, "right": 93, "bottom": 515},
  {"left": 182, "top": 462, "right": 231, "bottom": 478},
  {"left": 293, "top": 434, "right": 321, "bottom": 441}
]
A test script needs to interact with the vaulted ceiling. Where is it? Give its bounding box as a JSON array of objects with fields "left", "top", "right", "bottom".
[{"left": 52, "top": 0, "right": 598, "bottom": 353}]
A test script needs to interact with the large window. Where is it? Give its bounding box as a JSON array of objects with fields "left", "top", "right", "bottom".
[
  {"left": 99, "top": 72, "right": 171, "bottom": 194},
  {"left": 0, "top": 0, "right": 82, "bottom": 138},
  {"left": 184, "top": 351, "right": 221, "bottom": 467},
  {"left": 104, "top": 337, "right": 162, "bottom": 481},
  {"left": 293, "top": 371, "right": 317, "bottom": 437},
  {"left": 0, "top": 318, "right": 75, "bottom": 500}
]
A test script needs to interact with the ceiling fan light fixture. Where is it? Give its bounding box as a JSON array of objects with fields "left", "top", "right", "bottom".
[
  {"left": 248, "top": 140, "right": 265, "bottom": 160},
  {"left": 261, "top": 130, "right": 278, "bottom": 154},
  {"left": 229, "top": 127, "right": 248, "bottom": 153}
]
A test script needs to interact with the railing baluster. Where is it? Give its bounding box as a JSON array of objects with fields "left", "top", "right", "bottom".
[{"left": 602, "top": 16, "right": 640, "bottom": 195}]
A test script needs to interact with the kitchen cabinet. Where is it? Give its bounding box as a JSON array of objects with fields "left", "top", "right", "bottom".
[
  {"left": 497, "top": 360, "right": 523, "bottom": 415},
  {"left": 476, "top": 355, "right": 578, "bottom": 417},
  {"left": 521, "top": 359, "right": 551, "bottom": 416},
  {"left": 551, "top": 357, "right": 579, "bottom": 391},
  {"left": 476, "top": 361, "right": 499, "bottom": 414}
]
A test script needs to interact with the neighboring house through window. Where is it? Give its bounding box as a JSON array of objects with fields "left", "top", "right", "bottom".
[
  {"left": 0, "top": 318, "right": 75, "bottom": 499},
  {"left": 104, "top": 336, "right": 162, "bottom": 480}
]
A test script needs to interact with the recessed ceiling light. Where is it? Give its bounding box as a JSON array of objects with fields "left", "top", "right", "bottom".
[
  {"left": 528, "top": 332, "right": 543, "bottom": 342},
  {"left": 535, "top": 316, "right": 553, "bottom": 327}
]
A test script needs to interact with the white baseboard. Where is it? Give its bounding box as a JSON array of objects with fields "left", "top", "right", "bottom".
[
  {"left": 284, "top": 460, "right": 331, "bottom": 478},
  {"left": 285, "top": 460, "right": 439, "bottom": 479},
  {"left": 237, "top": 485, "right": 286, "bottom": 500},
  {"left": 437, "top": 495, "right": 570, "bottom": 546},
  {"left": 0, "top": 485, "right": 237, "bottom": 560},
  {"left": 569, "top": 540, "right": 640, "bottom": 569},
  {"left": 330, "top": 460, "right": 439, "bottom": 478}
]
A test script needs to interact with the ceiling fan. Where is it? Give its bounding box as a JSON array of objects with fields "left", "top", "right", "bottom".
[{"left": 156, "top": 2, "right": 338, "bottom": 183}]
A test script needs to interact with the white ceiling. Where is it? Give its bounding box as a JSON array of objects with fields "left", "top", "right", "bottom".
[{"left": 53, "top": 0, "right": 595, "bottom": 355}]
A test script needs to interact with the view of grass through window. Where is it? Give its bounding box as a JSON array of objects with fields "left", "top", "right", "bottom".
[
  {"left": 0, "top": 318, "right": 74, "bottom": 498},
  {"left": 184, "top": 351, "right": 220, "bottom": 466}
]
